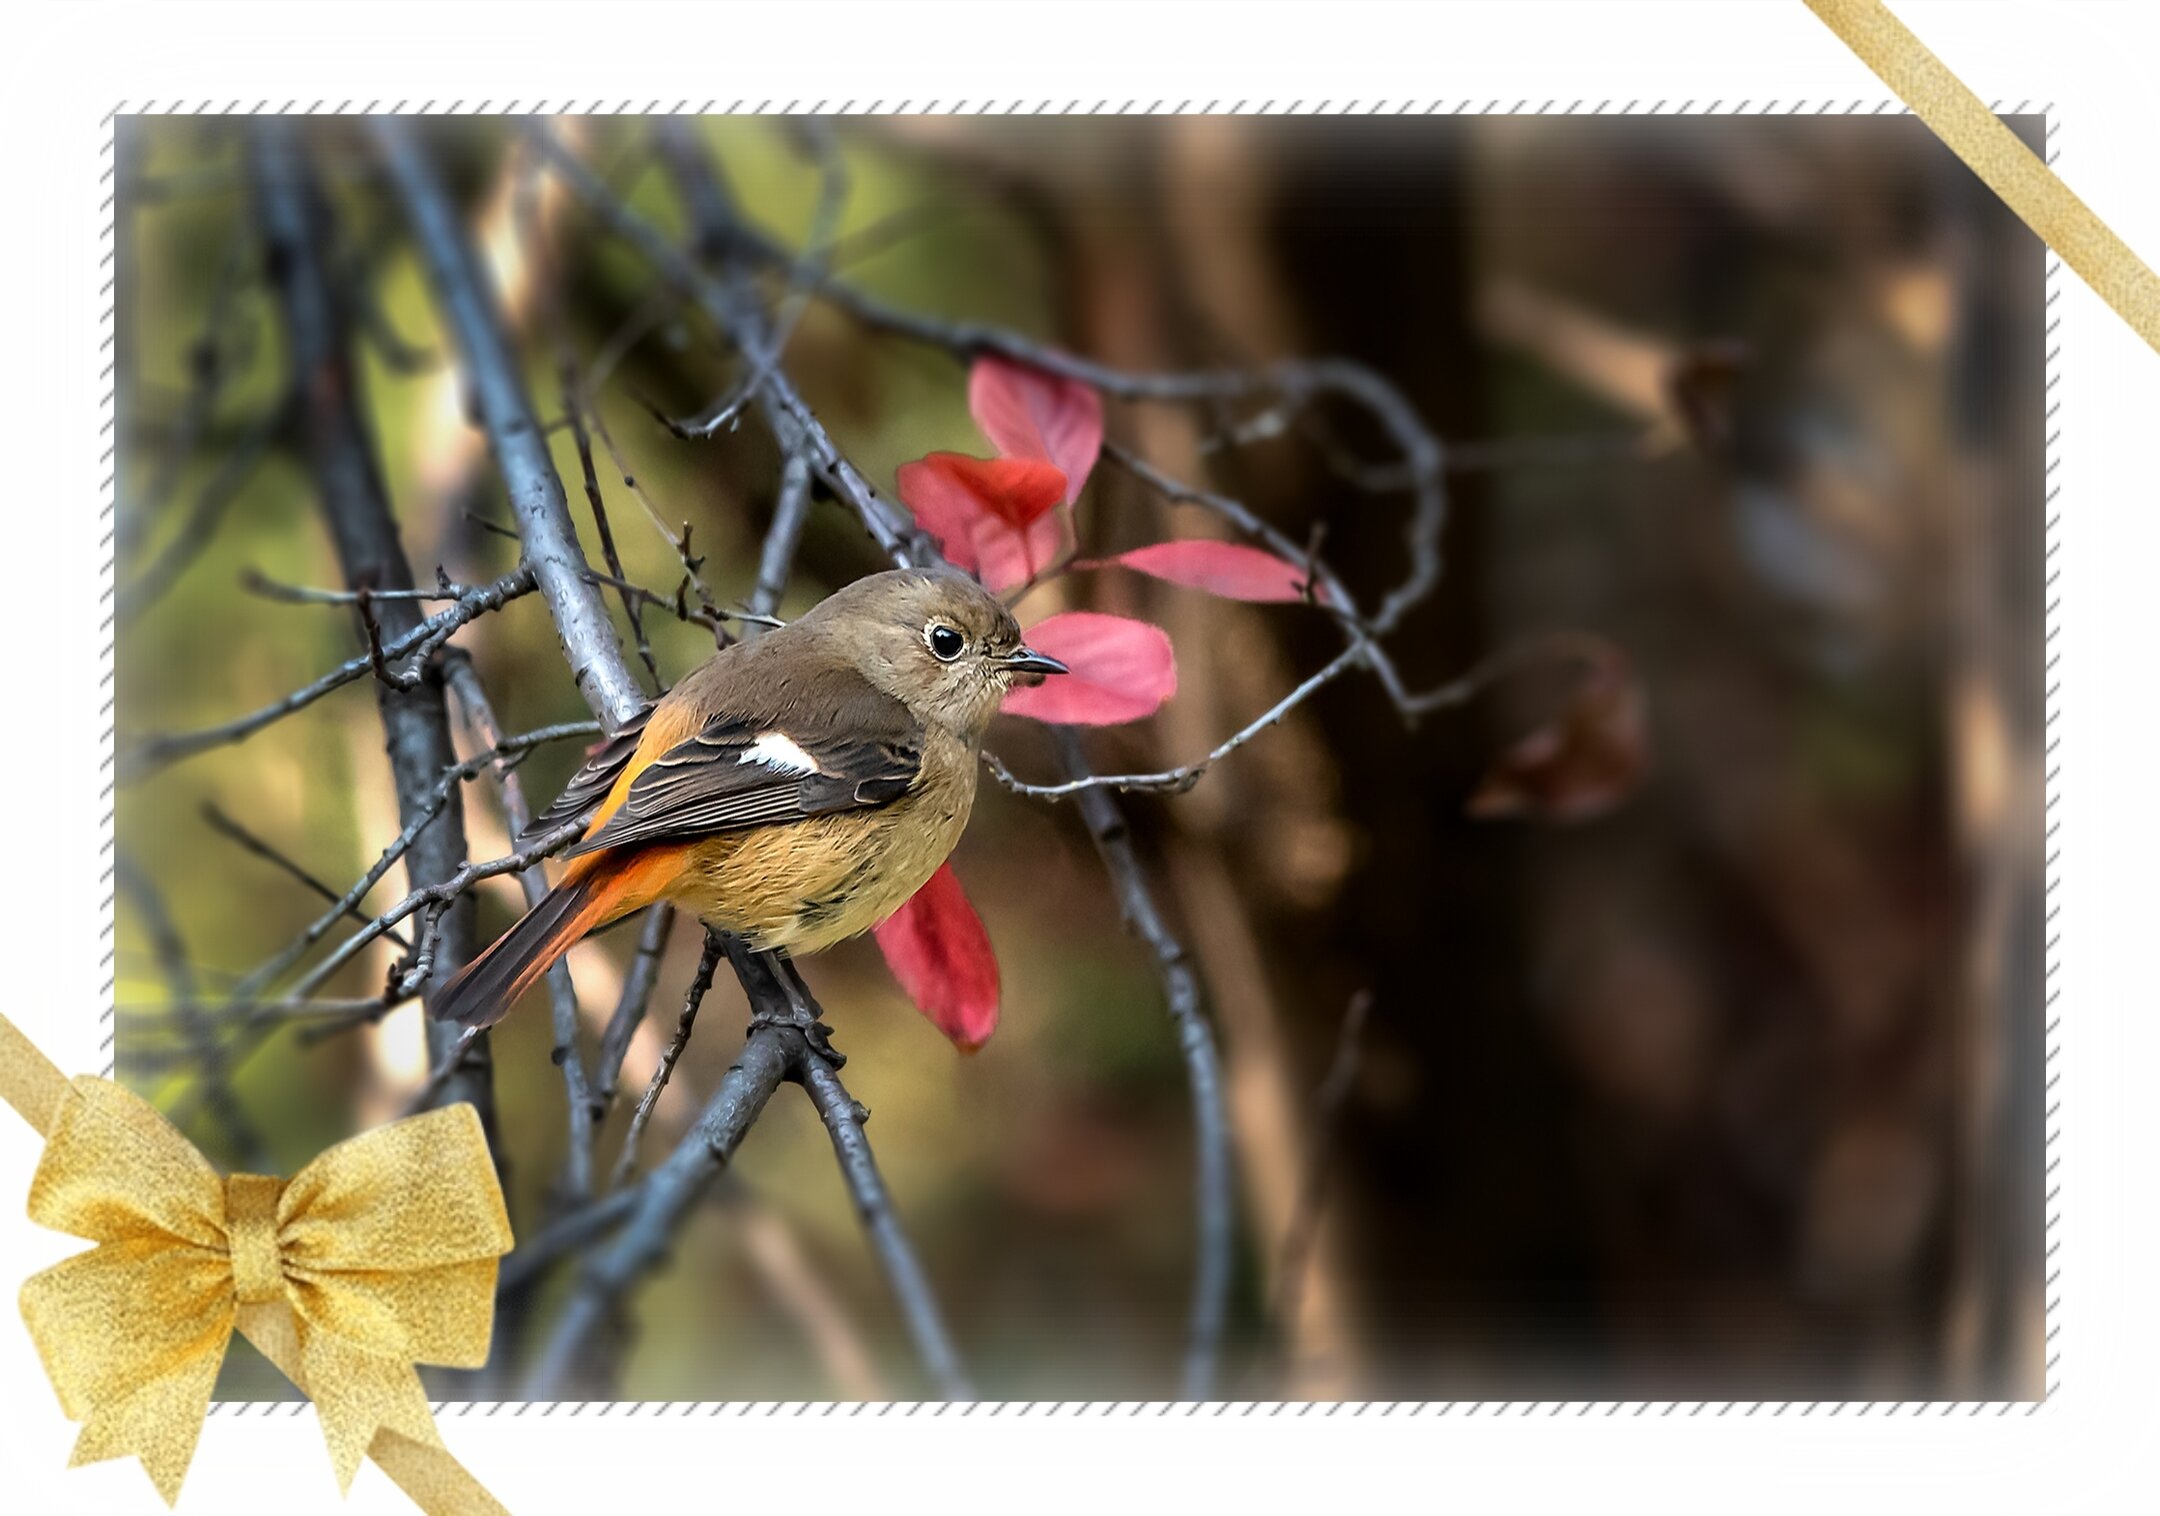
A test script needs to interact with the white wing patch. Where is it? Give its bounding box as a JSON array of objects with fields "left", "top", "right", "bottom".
[{"left": 737, "top": 731, "right": 821, "bottom": 776}]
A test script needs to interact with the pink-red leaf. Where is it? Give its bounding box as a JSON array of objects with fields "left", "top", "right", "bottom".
[
  {"left": 872, "top": 862, "right": 1000, "bottom": 1052},
  {"left": 974, "top": 510, "right": 1069, "bottom": 596},
  {"left": 895, "top": 452, "right": 1069, "bottom": 592},
  {"left": 1108, "top": 540, "right": 1330, "bottom": 604},
  {"left": 896, "top": 452, "right": 1066, "bottom": 534},
  {"left": 1001, "top": 611, "right": 1177, "bottom": 726},
  {"left": 968, "top": 356, "right": 1104, "bottom": 504}
]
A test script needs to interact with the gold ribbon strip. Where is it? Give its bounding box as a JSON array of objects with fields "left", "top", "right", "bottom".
[
  {"left": 1808, "top": 0, "right": 2160, "bottom": 355},
  {"left": 1, "top": 1011, "right": 511, "bottom": 1512}
]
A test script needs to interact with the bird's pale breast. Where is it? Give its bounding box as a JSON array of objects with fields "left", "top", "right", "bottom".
[{"left": 662, "top": 726, "right": 978, "bottom": 954}]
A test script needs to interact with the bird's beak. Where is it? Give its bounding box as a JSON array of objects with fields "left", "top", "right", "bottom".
[{"left": 1001, "top": 646, "right": 1069, "bottom": 679}]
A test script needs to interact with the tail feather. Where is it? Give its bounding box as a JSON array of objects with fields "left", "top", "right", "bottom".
[{"left": 430, "top": 851, "right": 677, "bottom": 1030}]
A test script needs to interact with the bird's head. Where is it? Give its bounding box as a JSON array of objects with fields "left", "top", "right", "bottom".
[{"left": 806, "top": 568, "right": 1066, "bottom": 741}]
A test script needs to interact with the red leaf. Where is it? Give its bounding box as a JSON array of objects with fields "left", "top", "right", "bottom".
[
  {"left": 896, "top": 452, "right": 1069, "bottom": 592},
  {"left": 896, "top": 452, "right": 1066, "bottom": 534},
  {"left": 872, "top": 862, "right": 1000, "bottom": 1052},
  {"left": 1001, "top": 611, "right": 1177, "bottom": 725},
  {"left": 975, "top": 510, "right": 1069, "bottom": 596},
  {"left": 968, "top": 356, "right": 1104, "bottom": 503},
  {"left": 1468, "top": 644, "right": 1648, "bottom": 822},
  {"left": 1108, "top": 540, "right": 1330, "bottom": 604}
]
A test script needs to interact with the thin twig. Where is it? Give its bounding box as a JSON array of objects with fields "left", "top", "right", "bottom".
[
  {"left": 119, "top": 394, "right": 291, "bottom": 621},
  {"left": 800, "top": 1054, "right": 975, "bottom": 1399},
  {"left": 536, "top": 121, "right": 927, "bottom": 565},
  {"left": 563, "top": 378, "right": 660, "bottom": 687},
  {"left": 496, "top": 1185, "right": 645, "bottom": 1297},
  {"left": 223, "top": 720, "right": 599, "bottom": 1013},
  {"left": 593, "top": 905, "right": 676, "bottom": 1113},
  {"left": 119, "top": 216, "right": 257, "bottom": 571},
  {"left": 444, "top": 651, "right": 597, "bottom": 1202},
  {"left": 523, "top": 1023, "right": 798, "bottom": 1398},
  {"left": 375, "top": 116, "right": 647, "bottom": 731},
  {"left": 395, "top": 117, "right": 937, "bottom": 1402},
  {"left": 114, "top": 852, "right": 261, "bottom": 1161},
  {"left": 1054, "top": 730, "right": 1235, "bottom": 1399},
  {"left": 610, "top": 930, "right": 724, "bottom": 1191},
  {"left": 633, "top": 121, "right": 1238, "bottom": 1395},
  {"left": 583, "top": 395, "right": 733, "bottom": 638},
  {"left": 254, "top": 116, "right": 494, "bottom": 1122},
  {"left": 119, "top": 994, "right": 396, "bottom": 1032},
  {"left": 570, "top": 564, "right": 784, "bottom": 634},
  {"left": 119, "top": 566, "right": 535, "bottom": 781},
  {"left": 199, "top": 801, "right": 412, "bottom": 951},
  {"left": 255, "top": 808, "right": 596, "bottom": 1020},
  {"left": 749, "top": 451, "right": 813, "bottom": 627},
  {"left": 652, "top": 116, "right": 849, "bottom": 440},
  {"left": 985, "top": 643, "right": 1370, "bottom": 799},
  {"left": 240, "top": 567, "right": 474, "bottom": 607},
  {"left": 517, "top": 143, "right": 663, "bottom": 693},
  {"left": 718, "top": 204, "right": 1449, "bottom": 634}
]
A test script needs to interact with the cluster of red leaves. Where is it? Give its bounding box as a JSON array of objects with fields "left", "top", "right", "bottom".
[{"left": 873, "top": 357, "right": 1327, "bottom": 1051}]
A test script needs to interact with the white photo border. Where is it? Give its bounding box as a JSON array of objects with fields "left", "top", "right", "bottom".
[{"left": 6, "top": 5, "right": 2150, "bottom": 1513}]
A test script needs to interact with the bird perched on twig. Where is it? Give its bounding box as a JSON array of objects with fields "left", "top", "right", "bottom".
[{"left": 430, "top": 568, "right": 1066, "bottom": 1033}]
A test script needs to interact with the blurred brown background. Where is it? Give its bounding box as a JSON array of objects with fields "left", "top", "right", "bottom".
[{"left": 114, "top": 113, "right": 2044, "bottom": 1401}]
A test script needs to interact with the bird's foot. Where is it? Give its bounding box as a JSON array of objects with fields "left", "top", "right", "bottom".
[{"left": 746, "top": 1005, "right": 845, "bottom": 1068}]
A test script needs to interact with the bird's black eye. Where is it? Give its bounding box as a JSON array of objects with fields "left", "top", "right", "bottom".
[{"left": 926, "top": 622, "right": 965, "bottom": 662}]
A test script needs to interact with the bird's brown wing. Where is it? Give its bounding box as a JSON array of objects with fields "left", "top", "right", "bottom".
[
  {"left": 563, "top": 691, "right": 924, "bottom": 859},
  {"left": 513, "top": 702, "right": 657, "bottom": 850}
]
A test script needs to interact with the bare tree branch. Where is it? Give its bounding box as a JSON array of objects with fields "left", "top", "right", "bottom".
[
  {"left": 142, "top": 718, "right": 604, "bottom": 1144},
  {"left": 119, "top": 394, "right": 290, "bottom": 622},
  {"left": 114, "top": 851, "right": 261, "bottom": 1162},
  {"left": 253, "top": 117, "right": 494, "bottom": 1123},
  {"left": 1051, "top": 731, "right": 1235, "bottom": 1398},
  {"left": 987, "top": 643, "right": 1370, "bottom": 799},
  {"left": 386, "top": 114, "right": 972, "bottom": 1402},
  {"left": 199, "top": 801, "right": 412, "bottom": 952},
  {"left": 610, "top": 928, "right": 722, "bottom": 1191},
  {"left": 238, "top": 568, "right": 474, "bottom": 607},
  {"left": 593, "top": 905, "right": 676, "bottom": 1113},
  {"left": 374, "top": 116, "right": 648, "bottom": 732},
  {"left": 118, "top": 209, "right": 257, "bottom": 571},
  {"left": 799, "top": 1048, "right": 974, "bottom": 1399},
  {"left": 516, "top": 144, "right": 663, "bottom": 695},
  {"left": 523, "top": 1023, "right": 797, "bottom": 1398},
  {"left": 444, "top": 651, "right": 595, "bottom": 1201},
  {"left": 532, "top": 120, "right": 1251, "bottom": 1397},
  {"left": 541, "top": 122, "right": 927, "bottom": 564},
  {"left": 653, "top": 117, "right": 849, "bottom": 441},
  {"left": 750, "top": 452, "right": 812, "bottom": 625},
  {"left": 118, "top": 566, "right": 534, "bottom": 781},
  {"left": 496, "top": 1184, "right": 645, "bottom": 1298},
  {"left": 624, "top": 123, "right": 1237, "bottom": 1398},
  {"left": 578, "top": 564, "right": 776, "bottom": 642},
  {"left": 717, "top": 205, "right": 1449, "bottom": 635},
  {"left": 253, "top": 792, "right": 594, "bottom": 1021}
]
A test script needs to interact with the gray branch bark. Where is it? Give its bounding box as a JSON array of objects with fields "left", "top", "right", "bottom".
[
  {"left": 377, "top": 115, "right": 969, "bottom": 1401},
  {"left": 251, "top": 118, "right": 495, "bottom": 1128},
  {"left": 373, "top": 118, "right": 647, "bottom": 732},
  {"left": 628, "top": 119, "right": 1234, "bottom": 1397}
]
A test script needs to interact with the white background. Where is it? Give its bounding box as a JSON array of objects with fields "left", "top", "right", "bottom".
[{"left": 0, "top": 2, "right": 2152, "bottom": 1512}]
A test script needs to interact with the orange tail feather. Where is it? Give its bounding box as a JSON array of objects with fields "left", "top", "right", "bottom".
[{"left": 429, "top": 849, "right": 682, "bottom": 1030}]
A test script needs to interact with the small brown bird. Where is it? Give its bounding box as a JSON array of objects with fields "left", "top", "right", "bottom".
[{"left": 431, "top": 568, "right": 1066, "bottom": 1030}]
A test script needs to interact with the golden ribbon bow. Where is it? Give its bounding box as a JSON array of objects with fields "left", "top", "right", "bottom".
[{"left": 1, "top": 1012, "right": 512, "bottom": 1513}]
